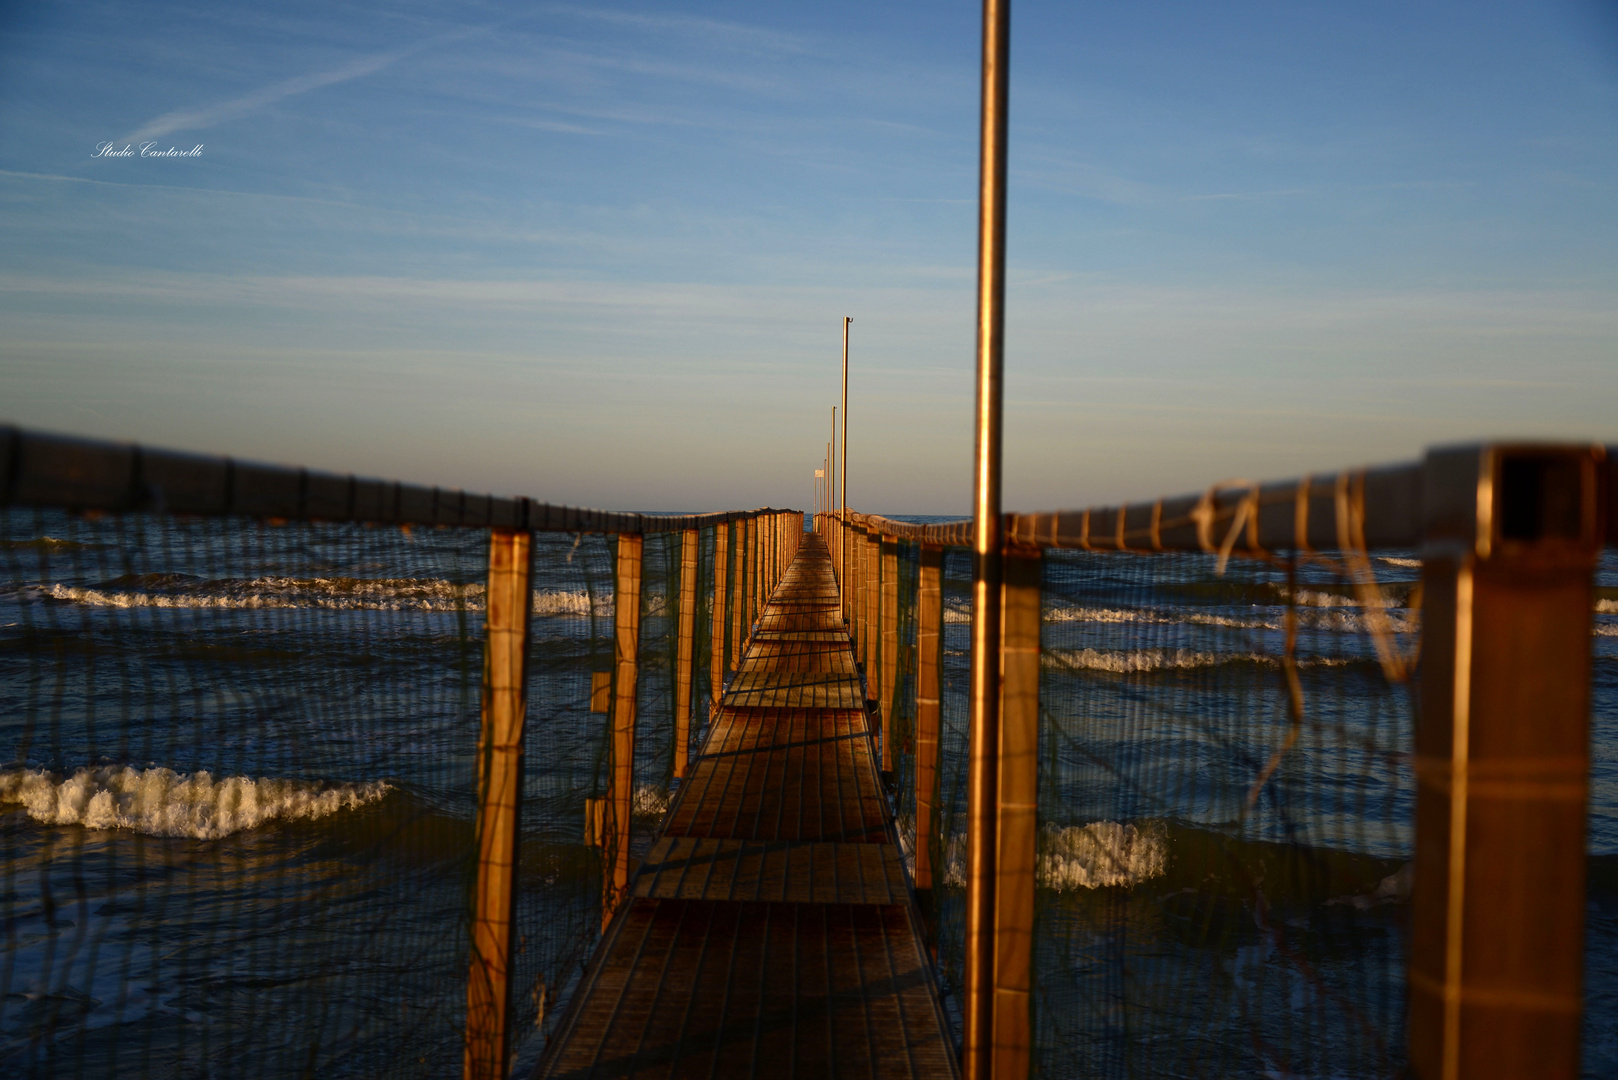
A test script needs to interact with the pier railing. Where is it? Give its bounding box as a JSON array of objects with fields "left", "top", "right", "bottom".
[
  {"left": 821, "top": 440, "right": 1614, "bottom": 1080},
  {"left": 0, "top": 425, "right": 800, "bottom": 1080},
  {"left": 5, "top": 424, "right": 1616, "bottom": 1079}
]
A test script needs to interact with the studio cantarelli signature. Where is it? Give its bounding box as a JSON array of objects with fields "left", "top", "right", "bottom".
[{"left": 94, "top": 141, "right": 204, "bottom": 158}]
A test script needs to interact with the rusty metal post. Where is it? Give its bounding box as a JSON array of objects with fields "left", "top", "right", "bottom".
[
  {"left": 915, "top": 544, "right": 944, "bottom": 892},
  {"left": 993, "top": 544, "right": 1040, "bottom": 1079},
  {"left": 465, "top": 528, "right": 532, "bottom": 1080},
  {"left": 964, "top": 1, "right": 1011, "bottom": 1076},
  {"left": 674, "top": 528, "right": 699, "bottom": 779},
  {"left": 1410, "top": 444, "right": 1605, "bottom": 1080},
  {"left": 603, "top": 533, "right": 643, "bottom": 931},
  {"left": 712, "top": 522, "right": 730, "bottom": 697},
  {"left": 881, "top": 534, "right": 900, "bottom": 774}
]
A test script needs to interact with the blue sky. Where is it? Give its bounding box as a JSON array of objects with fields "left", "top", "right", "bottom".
[{"left": 2, "top": 1, "right": 1615, "bottom": 513}]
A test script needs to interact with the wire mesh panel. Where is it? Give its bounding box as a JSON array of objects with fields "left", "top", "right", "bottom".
[
  {"left": 508, "top": 530, "right": 614, "bottom": 1075},
  {"left": 0, "top": 508, "right": 487, "bottom": 1079},
  {"left": 1586, "top": 548, "right": 1618, "bottom": 1077},
  {"left": 1034, "top": 546, "right": 1419, "bottom": 1079}
]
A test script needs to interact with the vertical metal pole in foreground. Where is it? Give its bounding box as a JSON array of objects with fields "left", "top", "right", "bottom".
[
  {"left": 964, "top": 0, "right": 1010, "bottom": 1076},
  {"left": 604, "top": 533, "right": 643, "bottom": 931},
  {"left": 1410, "top": 444, "right": 1604, "bottom": 1080},
  {"left": 840, "top": 319, "right": 850, "bottom": 600},
  {"left": 914, "top": 544, "right": 945, "bottom": 892},
  {"left": 995, "top": 545, "right": 1041, "bottom": 1078},
  {"left": 712, "top": 523, "right": 730, "bottom": 700},
  {"left": 674, "top": 528, "right": 699, "bottom": 779},
  {"left": 465, "top": 529, "right": 532, "bottom": 1080},
  {"left": 880, "top": 534, "right": 900, "bottom": 774}
]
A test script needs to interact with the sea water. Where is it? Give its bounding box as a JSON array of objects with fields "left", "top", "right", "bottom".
[{"left": 2, "top": 513, "right": 1614, "bottom": 1078}]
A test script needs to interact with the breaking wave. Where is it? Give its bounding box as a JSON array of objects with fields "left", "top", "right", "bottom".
[
  {"left": 20, "top": 576, "right": 598, "bottom": 617},
  {"left": 1046, "top": 647, "right": 1355, "bottom": 674},
  {"left": 938, "top": 821, "right": 1169, "bottom": 890},
  {"left": 1599, "top": 599, "right": 1618, "bottom": 614},
  {"left": 1038, "top": 821, "right": 1168, "bottom": 890},
  {"left": 0, "top": 766, "right": 391, "bottom": 838}
]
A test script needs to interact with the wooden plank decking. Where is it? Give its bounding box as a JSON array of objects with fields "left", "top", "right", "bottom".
[{"left": 537, "top": 532, "right": 958, "bottom": 1080}]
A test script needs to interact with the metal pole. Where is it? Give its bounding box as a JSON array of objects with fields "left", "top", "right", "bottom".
[
  {"left": 840, "top": 318, "right": 850, "bottom": 597},
  {"left": 964, "top": 0, "right": 1010, "bottom": 1076}
]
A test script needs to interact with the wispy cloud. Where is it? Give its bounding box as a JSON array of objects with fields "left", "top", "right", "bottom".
[{"left": 120, "top": 27, "right": 487, "bottom": 142}]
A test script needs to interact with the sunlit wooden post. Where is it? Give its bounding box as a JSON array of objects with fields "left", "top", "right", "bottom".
[
  {"left": 674, "top": 528, "right": 699, "bottom": 779},
  {"left": 866, "top": 530, "right": 881, "bottom": 704},
  {"left": 993, "top": 543, "right": 1040, "bottom": 1080},
  {"left": 712, "top": 522, "right": 730, "bottom": 696},
  {"left": 880, "top": 534, "right": 900, "bottom": 774},
  {"left": 1410, "top": 444, "right": 1605, "bottom": 1080},
  {"left": 465, "top": 528, "right": 533, "bottom": 1080},
  {"left": 603, "top": 532, "right": 643, "bottom": 931},
  {"left": 915, "top": 543, "right": 944, "bottom": 892},
  {"left": 732, "top": 518, "right": 747, "bottom": 669},
  {"left": 745, "top": 516, "right": 758, "bottom": 646}
]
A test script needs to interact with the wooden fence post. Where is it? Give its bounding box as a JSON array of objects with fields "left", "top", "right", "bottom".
[
  {"left": 880, "top": 534, "right": 900, "bottom": 775},
  {"left": 604, "top": 533, "right": 643, "bottom": 931},
  {"left": 865, "top": 530, "right": 881, "bottom": 705},
  {"left": 465, "top": 528, "right": 532, "bottom": 1080},
  {"left": 744, "top": 517, "right": 757, "bottom": 647},
  {"left": 915, "top": 543, "right": 944, "bottom": 893},
  {"left": 675, "top": 528, "right": 699, "bottom": 779},
  {"left": 993, "top": 543, "right": 1041, "bottom": 1080},
  {"left": 712, "top": 522, "right": 730, "bottom": 697},
  {"left": 732, "top": 519, "right": 747, "bottom": 670},
  {"left": 1410, "top": 444, "right": 1605, "bottom": 1080}
]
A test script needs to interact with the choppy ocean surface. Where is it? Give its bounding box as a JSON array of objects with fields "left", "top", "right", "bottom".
[{"left": 2, "top": 512, "right": 1614, "bottom": 1077}]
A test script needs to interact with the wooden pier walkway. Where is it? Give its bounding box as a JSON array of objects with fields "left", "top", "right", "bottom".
[{"left": 538, "top": 532, "right": 959, "bottom": 1079}]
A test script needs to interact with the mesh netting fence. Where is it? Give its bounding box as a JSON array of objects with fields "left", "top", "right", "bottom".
[
  {"left": 1034, "top": 547, "right": 1417, "bottom": 1079},
  {"left": 872, "top": 527, "right": 1618, "bottom": 1078},
  {"left": 0, "top": 508, "right": 726, "bottom": 1079}
]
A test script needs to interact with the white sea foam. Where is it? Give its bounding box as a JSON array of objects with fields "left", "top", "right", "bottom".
[
  {"left": 1038, "top": 821, "right": 1168, "bottom": 890},
  {"left": 0, "top": 766, "right": 390, "bottom": 838},
  {"left": 1598, "top": 599, "right": 1618, "bottom": 614},
  {"left": 632, "top": 784, "right": 669, "bottom": 818},
  {"left": 23, "top": 579, "right": 600, "bottom": 616},
  {"left": 1046, "top": 647, "right": 1355, "bottom": 674},
  {"left": 1378, "top": 557, "right": 1422, "bottom": 568},
  {"left": 937, "top": 823, "right": 1168, "bottom": 890}
]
